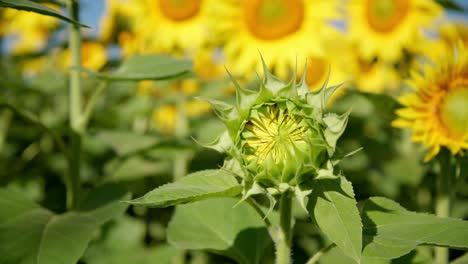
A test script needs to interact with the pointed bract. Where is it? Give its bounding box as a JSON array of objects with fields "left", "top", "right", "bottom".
[{"left": 199, "top": 57, "right": 349, "bottom": 199}]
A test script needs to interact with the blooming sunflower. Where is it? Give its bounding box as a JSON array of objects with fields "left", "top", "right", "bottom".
[
  {"left": 347, "top": 0, "right": 442, "bottom": 61},
  {"left": 392, "top": 44, "right": 468, "bottom": 161},
  {"left": 439, "top": 22, "right": 468, "bottom": 47},
  {"left": 142, "top": 0, "right": 212, "bottom": 53},
  {"left": 210, "top": 0, "right": 340, "bottom": 79}
]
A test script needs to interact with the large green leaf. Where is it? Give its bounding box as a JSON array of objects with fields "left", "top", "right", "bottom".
[
  {"left": 81, "top": 54, "right": 192, "bottom": 81},
  {"left": 307, "top": 176, "right": 362, "bottom": 263},
  {"left": 0, "top": 0, "right": 88, "bottom": 27},
  {"left": 84, "top": 216, "right": 181, "bottom": 264},
  {"left": 167, "top": 198, "right": 272, "bottom": 264},
  {"left": 0, "top": 185, "right": 129, "bottom": 264},
  {"left": 127, "top": 169, "right": 242, "bottom": 207},
  {"left": 362, "top": 197, "right": 468, "bottom": 260}
]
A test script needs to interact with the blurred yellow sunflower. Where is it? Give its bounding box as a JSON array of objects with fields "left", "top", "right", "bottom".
[
  {"left": 58, "top": 42, "right": 107, "bottom": 71},
  {"left": 100, "top": 0, "right": 145, "bottom": 43},
  {"left": 142, "top": 0, "right": 212, "bottom": 53},
  {"left": 1, "top": 4, "right": 59, "bottom": 54},
  {"left": 439, "top": 22, "right": 468, "bottom": 47},
  {"left": 348, "top": 0, "right": 442, "bottom": 61},
  {"left": 152, "top": 100, "right": 212, "bottom": 134},
  {"left": 351, "top": 57, "right": 400, "bottom": 93},
  {"left": 211, "top": 0, "right": 340, "bottom": 79},
  {"left": 392, "top": 44, "right": 468, "bottom": 161}
]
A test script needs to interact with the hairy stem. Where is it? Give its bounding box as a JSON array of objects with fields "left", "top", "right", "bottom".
[
  {"left": 67, "top": 0, "right": 82, "bottom": 209},
  {"left": 306, "top": 243, "right": 336, "bottom": 264},
  {"left": 276, "top": 192, "right": 292, "bottom": 264}
]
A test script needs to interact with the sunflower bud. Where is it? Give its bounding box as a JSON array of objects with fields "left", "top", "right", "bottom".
[{"left": 203, "top": 58, "right": 348, "bottom": 202}]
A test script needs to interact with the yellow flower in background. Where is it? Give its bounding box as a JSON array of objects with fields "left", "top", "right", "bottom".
[
  {"left": 1, "top": 5, "right": 59, "bottom": 54},
  {"left": 439, "top": 22, "right": 468, "bottom": 47},
  {"left": 296, "top": 31, "right": 349, "bottom": 100},
  {"left": 152, "top": 105, "right": 177, "bottom": 134},
  {"left": 100, "top": 0, "right": 148, "bottom": 57},
  {"left": 348, "top": 0, "right": 442, "bottom": 61},
  {"left": 152, "top": 100, "right": 212, "bottom": 134},
  {"left": 351, "top": 57, "right": 400, "bottom": 93},
  {"left": 210, "top": 0, "right": 340, "bottom": 79},
  {"left": 192, "top": 47, "right": 225, "bottom": 80},
  {"left": 393, "top": 44, "right": 468, "bottom": 161},
  {"left": 323, "top": 35, "right": 400, "bottom": 94},
  {"left": 59, "top": 42, "right": 107, "bottom": 71},
  {"left": 143, "top": 0, "right": 212, "bottom": 53},
  {"left": 100, "top": 0, "right": 145, "bottom": 43}
]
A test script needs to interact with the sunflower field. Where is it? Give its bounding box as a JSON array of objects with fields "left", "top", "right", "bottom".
[{"left": 0, "top": 0, "right": 467, "bottom": 263}]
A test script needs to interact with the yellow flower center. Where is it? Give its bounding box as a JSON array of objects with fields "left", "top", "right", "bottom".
[
  {"left": 241, "top": 104, "right": 308, "bottom": 164},
  {"left": 366, "top": 0, "right": 409, "bottom": 33},
  {"left": 158, "top": 0, "right": 201, "bottom": 21},
  {"left": 244, "top": 0, "right": 304, "bottom": 40},
  {"left": 440, "top": 85, "right": 468, "bottom": 137}
]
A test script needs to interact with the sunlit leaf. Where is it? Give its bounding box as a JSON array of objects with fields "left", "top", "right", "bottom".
[
  {"left": 167, "top": 198, "right": 272, "bottom": 264},
  {"left": 307, "top": 175, "right": 362, "bottom": 263},
  {"left": 126, "top": 169, "right": 242, "bottom": 207},
  {"left": 362, "top": 197, "right": 468, "bottom": 260}
]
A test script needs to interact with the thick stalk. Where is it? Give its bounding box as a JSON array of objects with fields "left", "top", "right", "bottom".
[
  {"left": 435, "top": 150, "right": 453, "bottom": 264},
  {"left": 173, "top": 93, "right": 189, "bottom": 181},
  {"left": 67, "top": 0, "right": 82, "bottom": 209},
  {"left": 276, "top": 192, "right": 292, "bottom": 264}
]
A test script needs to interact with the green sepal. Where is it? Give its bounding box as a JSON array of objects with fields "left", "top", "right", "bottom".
[
  {"left": 323, "top": 110, "right": 350, "bottom": 155},
  {"left": 294, "top": 185, "right": 313, "bottom": 214}
]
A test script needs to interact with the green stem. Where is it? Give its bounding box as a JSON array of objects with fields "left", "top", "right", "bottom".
[
  {"left": 306, "top": 243, "right": 336, "bottom": 264},
  {"left": 276, "top": 192, "right": 292, "bottom": 264},
  {"left": 435, "top": 150, "right": 453, "bottom": 264},
  {"left": 67, "top": 0, "right": 82, "bottom": 209},
  {"left": 68, "top": 0, "right": 82, "bottom": 132},
  {"left": 173, "top": 93, "right": 189, "bottom": 181},
  {"left": 68, "top": 131, "right": 81, "bottom": 209}
]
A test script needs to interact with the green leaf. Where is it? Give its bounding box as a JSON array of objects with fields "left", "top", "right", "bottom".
[
  {"left": 80, "top": 54, "right": 192, "bottom": 81},
  {"left": 167, "top": 198, "right": 272, "bottom": 264},
  {"left": 94, "top": 130, "right": 192, "bottom": 156},
  {"left": 0, "top": 0, "right": 88, "bottom": 27},
  {"left": 104, "top": 156, "right": 172, "bottom": 182},
  {"left": 126, "top": 169, "right": 242, "bottom": 207},
  {"left": 0, "top": 185, "right": 129, "bottom": 264},
  {"left": 95, "top": 130, "right": 159, "bottom": 156},
  {"left": 307, "top": 175, "right": 362, "bottom": 263},
  {"left": 84, "top": 216, "right": 181, "bottom": 264},
  {"left": 362, "top": 197, "right": 468, "bottom": 260}
]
